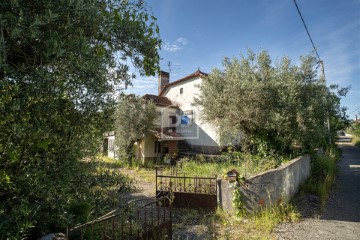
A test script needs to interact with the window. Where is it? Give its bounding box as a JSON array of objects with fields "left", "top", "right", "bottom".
[
  {"left": 155, "top": 141, "right": 161, "bottom": 153},
  {"left": 169, "top": 115, "right": 177, "bottom": 125},
  {"left": 180, "top": 88, "right": 183, "bottom": 94}
]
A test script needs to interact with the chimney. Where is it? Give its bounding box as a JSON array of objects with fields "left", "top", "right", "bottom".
[{"left": 158, "top": 71, "right": 169, "bottom": 95}]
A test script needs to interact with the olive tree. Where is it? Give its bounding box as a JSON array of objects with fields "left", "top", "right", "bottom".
[
  {"left": 195, "top": 50, "right": 348, "bottom": 154},
  {"left": 114, "top": 95, "right": 157, "bottom": 164}
]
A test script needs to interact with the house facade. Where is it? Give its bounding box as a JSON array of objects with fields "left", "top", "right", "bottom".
[
  {"left": 138, "top": 70, "right": 221, "bottom": 164},
  {"left": 104, "top": 70, "right": 221, "bottom": 164}
]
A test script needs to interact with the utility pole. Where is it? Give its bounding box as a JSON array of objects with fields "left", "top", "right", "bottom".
[
  {"left": 320, "top": 60, "right": 331, "bottom": 145},
  {"left": 292, "top": 0, "right": 332, "bottom": 145}
]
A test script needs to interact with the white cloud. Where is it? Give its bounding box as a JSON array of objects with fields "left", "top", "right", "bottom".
[
  {"left": 128, "top": 76, "right": 158, "bottom": 91},
  {"left": 163, "top": 37, "right": 189, "bottom": 52},
  {"left": 176, "top": 37, "right": 188, "bottom": 45}
]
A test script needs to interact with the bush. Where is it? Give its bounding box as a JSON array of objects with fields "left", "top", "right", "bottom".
[
  {"left": 0, "top": 158, "right": 134, "bottom": 239},
  {"left": 348, "top": 122, "right": 360, "bottom": 147},
  {"left": 302, "top": 147, "right": 339, "bottom": 205}
]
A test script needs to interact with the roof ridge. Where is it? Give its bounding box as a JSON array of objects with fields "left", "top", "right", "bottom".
[
  {"left": 142, "top": 94, "right": 175, "bottom": 107},
  {"left": 159, "top": 69, "right": 208, "bottom": 96}
]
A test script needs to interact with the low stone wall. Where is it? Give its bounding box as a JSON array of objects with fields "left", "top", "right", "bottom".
[{"left": 218, "top": 154, "right": 311, "bottom": 213}]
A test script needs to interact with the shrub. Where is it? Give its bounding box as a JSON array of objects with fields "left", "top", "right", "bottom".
[
  {"left": 302, "top": 147, "right": 339, "bottom": 205},
  {"left": 0, "top": 158, "right": 134, "bottom": 239}
]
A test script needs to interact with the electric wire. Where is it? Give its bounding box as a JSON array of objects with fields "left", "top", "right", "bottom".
[
  {"left": 292, "top": 0, "right": 321, "bottom": 62},
  {"left": 348, "top": 106, "right": 360, "bottom": 114}
]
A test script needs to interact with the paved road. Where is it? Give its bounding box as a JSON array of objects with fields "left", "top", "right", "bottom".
[{"left": 276, "top": 143, "right": 360, "bottom": 240}]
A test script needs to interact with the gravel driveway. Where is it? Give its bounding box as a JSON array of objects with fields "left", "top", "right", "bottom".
[{"left": 276, "top": 142, "right": 360, "bottom": 240}]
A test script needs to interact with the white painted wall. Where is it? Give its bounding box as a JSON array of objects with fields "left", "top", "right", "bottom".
[
  {"left": 161, "top": 77, "right": 220, "bottom": 147},
  {"left": 155, "top": 106, "right": 178, "bottom": 129},
  {"left": 143, "top": 134, "right": 158, "bottom": 159},
  {"left": 106, "top": 135, "right": 117, "bottom": 159}
]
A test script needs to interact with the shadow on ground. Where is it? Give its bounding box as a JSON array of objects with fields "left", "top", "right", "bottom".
[{"left": 320, "top": 144, "right": 360, "bottom": 223}]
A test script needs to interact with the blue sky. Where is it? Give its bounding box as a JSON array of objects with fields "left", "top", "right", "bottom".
[{"left": 127, "top": 0, "right": 360, "bottom": 120}]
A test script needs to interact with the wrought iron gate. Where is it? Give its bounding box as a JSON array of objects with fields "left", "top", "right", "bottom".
[
  {"left": 67, "top": 196, "right": 172, "bottom": 240},
  {"left": 156, "top": 168, "right": 217, "bottom": 211}
]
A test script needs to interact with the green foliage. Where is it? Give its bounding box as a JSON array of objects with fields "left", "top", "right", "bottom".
[
  {"left": 0, "top": 0, "right": 160, "bottom": 238},
  {"left": 177, "top": 160, "right": 237, "bottom": 177},
  {"left": 353, "top": 136, "right": 360, "bottom": 148},
  {"left": 348, "top": 122, "right": 360, "bottom": 147},
  {"left": 195, "top": 49, "right": 349, "bottom": 154},
  {"left": 302, "top": 147, "right": 339, "bottom": 206},
  {"left": 176, "top": 150, "right": 292, "bottom": 179},
  {"left": 252, "top": 202, "right": 300, "bottom": 234},
  {"left": 114, "top": 95, "right": 157, "bottom": 164},
  {"left": 352, "top": 122, "right": 360, "bottom": 137},
  {"left": 232, "top": 182, "right": 247, "bottom": 217},
  {"left": 0, "top": 158, "right": 134, "bottom": 239}
]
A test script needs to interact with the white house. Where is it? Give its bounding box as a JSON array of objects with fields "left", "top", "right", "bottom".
[
  {"left": 104, "top": 70, "right": 221, "bottom": 164},
  {"left": 159, "top": 70, "right": 220, "bottom": 151}
]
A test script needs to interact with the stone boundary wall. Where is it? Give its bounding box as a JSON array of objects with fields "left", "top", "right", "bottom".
[{"left": 218, "top": 154, "right": 311, "bottom": 213}]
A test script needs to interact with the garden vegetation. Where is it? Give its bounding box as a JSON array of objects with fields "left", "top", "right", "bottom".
[
  {"left": 195, "top": 50, "right": 349, "bottom": 154},
  {"left": 0, "top": 0, "right": 161, "bottom": 238}
]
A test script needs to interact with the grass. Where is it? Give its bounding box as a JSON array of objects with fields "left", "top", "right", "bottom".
[
  {"left": 98, "top": 149, "right": 295, "bottom": 182},
  {"left": 252, "top": 203, "right": 300, "bottom": 234},
  {"left": 301, "top": 147, "right": 339, "bottom": 207},
  {"left": 96, "top": 153, "right": 303, "bottom": 239},
  {"left": 351, "top": 135, "right": 360, "bottom": 147},
  {"left": 172, "top": 203, "right": 300, "bottom": 240},
  {"left": 173, "top": 153, "right": 293, "bottom": 179},
  {"left": 346, "top": 123, "right": 360, "bottom": 147},
  {"left": 96, "top": 153, "right": 290, "bottom": 183},
  {"left": 177, "top": 160, "right": 245, "bottom": 178},
  {"left": 95, "top": 155, "right": 300, "bottom": 239}
]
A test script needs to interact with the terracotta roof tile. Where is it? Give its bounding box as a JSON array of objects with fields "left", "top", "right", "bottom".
[
  {"left": 150, "top": 129, "right": 184, "bottom": 141},
  {"left": 142, "top": 94, "right": 174, "bottom": 107}
]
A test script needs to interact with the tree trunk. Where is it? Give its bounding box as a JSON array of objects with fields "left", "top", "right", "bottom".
[{"left": 126, "top": 144, "right": 134, "bottom": 165}]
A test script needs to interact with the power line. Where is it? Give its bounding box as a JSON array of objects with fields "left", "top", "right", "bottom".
[
  {"left": 349, "top": 106, "right": 360, "bottom": 114},
  {"left": 292, "top": 0, "right": 321, "bottom": 61},
  {"left": 292, "top": 0, "right": 331, "bottom": 144}
]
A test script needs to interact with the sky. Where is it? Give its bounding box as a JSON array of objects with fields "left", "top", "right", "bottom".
[{"left": 126, "top": 0, "right": 360, "bottom": 120}]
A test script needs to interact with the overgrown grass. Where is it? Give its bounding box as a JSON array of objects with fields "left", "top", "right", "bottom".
[
  {"left": 97, "top": 155, "right": 157, "bottom": 182},
  {"left": 301, "top": 147, "right": 340, "bottom": 206},
  {"left": 351, "top": 135, "right": 360, "bottom": 147},
  {"left": 347, "top": 122, "right": 360, "bottom": 147},
  {"left": 100, "top": 149, "right": 296, "bottom": 181},
  {"left": 98, "top": 153, "right": 303, "bottom": 239},
  {"left": 177, "top": 160, "right": 244, "bottom": 178},
  {"left": 173, "top": 203, "right": 300, "bottom": 239},
  {"left": 252, "top": 203, "right": 300, "bottom": 234},
  {"left": 174, "top": 152, "right": 293, "bottom": 179}
]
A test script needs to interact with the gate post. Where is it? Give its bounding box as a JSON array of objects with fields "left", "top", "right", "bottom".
[{"left": 169, "top": 181, "right": 173, "bottom": 239}]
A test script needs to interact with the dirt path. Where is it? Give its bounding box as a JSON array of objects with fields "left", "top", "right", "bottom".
[
  {"left": 119, "top": 168, "right": 216, "bottom": 239},
  {"left": 276, "top": 143, "right": 360, "bottom": 240},
  {"left": 119, "top": 168, "right": 156, "bottom": 202}
]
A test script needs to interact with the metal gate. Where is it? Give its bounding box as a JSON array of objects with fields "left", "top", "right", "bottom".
[
  {"left": 156, "top": 168, "right": 217, "bottom": 211},
  {"left": 67, "top": 196, "right": 172, "bottom": 240}
]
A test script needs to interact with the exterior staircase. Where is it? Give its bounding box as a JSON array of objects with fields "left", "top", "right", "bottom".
[{"left": 177, "top": 140, "right": 196, "bottom": 158}]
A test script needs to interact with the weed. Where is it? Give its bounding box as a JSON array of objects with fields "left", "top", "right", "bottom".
[
  {"left": 301, "top": 147, "right": 339, "bottom": 206},
  {"left": 252, "top": 203, "right": 300, "bottom": 234},
  {"left": 352, "top": 135, "right": 360, "bottom": 147}
]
